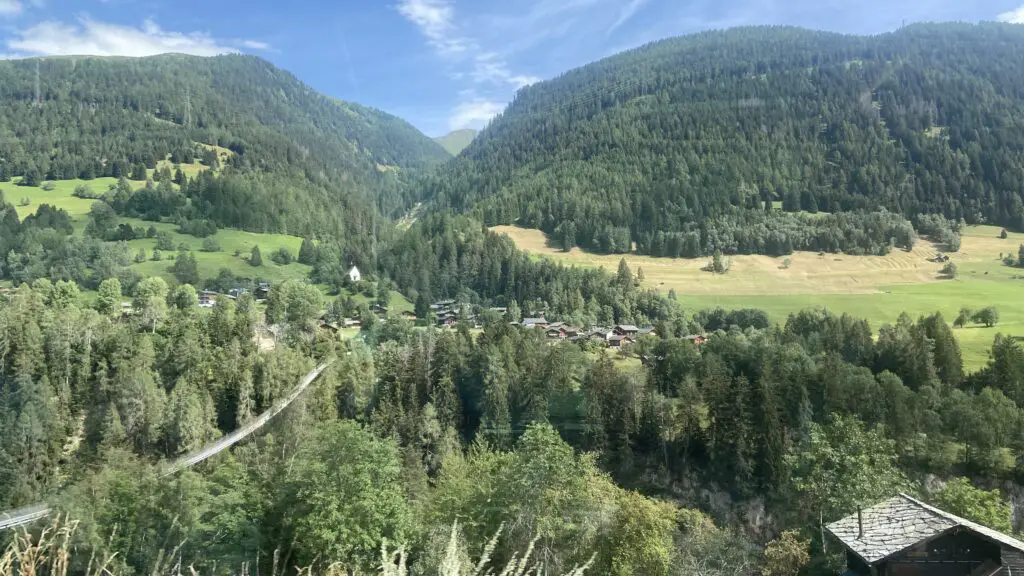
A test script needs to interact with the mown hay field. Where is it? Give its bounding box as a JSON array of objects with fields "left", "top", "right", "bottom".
[{"left": 491, "top": 225, "right": 1024, "bottom": 371}]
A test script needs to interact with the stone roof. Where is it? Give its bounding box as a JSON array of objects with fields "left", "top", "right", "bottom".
[{"left": 826, "top": 493, "right": 1024, "bottom": 565}]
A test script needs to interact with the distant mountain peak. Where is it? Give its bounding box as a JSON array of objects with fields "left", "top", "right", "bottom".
[{"left": 434, "top": 129, "right": 478, "bottom": 156}]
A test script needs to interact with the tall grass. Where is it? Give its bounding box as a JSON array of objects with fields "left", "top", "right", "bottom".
[{"left": 2, "top": 520, "right": 591, "bottom": 576}]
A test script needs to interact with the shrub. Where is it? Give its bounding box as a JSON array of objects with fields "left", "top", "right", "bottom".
[
  {"left": 41, "top": 181, "right": 56, "bottom": 191},
  {"left": 940, "top": 261, "right": 958, "bottom": 279},
  {"left": 201, "top": 237, "right": 222, "bottom": 252},
  {"left": 154, "top": 231, "right": 175, "bottom": 251},
  {"left": 1000, "top": 229, "right": 1009, "bottom": 239},
  {"left": 271, "top": 247, "right": 294, "bottom": 265}
]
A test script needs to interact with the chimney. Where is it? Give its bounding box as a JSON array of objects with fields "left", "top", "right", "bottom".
[{"left": 858, "top": 509, "right": 864, "bottom": 539}]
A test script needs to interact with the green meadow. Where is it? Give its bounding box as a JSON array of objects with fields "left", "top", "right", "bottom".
[
  {"left": 494, "top": 224, "right": 1024, "bottom": 372},
  {"left": 3, "top": 174, "right": 419, "bottom": 316},
  {"left": 4, "top": 176, "right": 310, "bottom": 285}
]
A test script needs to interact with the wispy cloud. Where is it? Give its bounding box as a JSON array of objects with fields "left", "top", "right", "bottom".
[
  {"left": 0, "top": 0, "right": 22, "bottom": 17},
  {"left": 397, "top": 0, "right": 542, "bottom": 130},
  {"left": 608, "top": 0, "right": 650, "bottom": 34},
  {"left": 240, "top": 39, "right": 272, "bottom": 51},
  {"left": 396, "top": 0, "right": 467, "bottom": 56},
  {"left": 3, "top": 17, "right": 269, "bottom": 58},
  {"left": 998, "top": 4, "right": 1024, "bottom": 23},
  {"left": 449, "top": 99, "right": 505, "bottom": 130}
]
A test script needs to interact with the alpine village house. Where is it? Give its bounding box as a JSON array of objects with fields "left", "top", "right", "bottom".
[{"left": 827, "top": 493, "right": 1024, "bottom": 575}]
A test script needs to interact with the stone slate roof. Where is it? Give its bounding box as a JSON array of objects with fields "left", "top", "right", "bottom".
[{"left": 826, "top": 493, "right": 1024, "bottom": 565}]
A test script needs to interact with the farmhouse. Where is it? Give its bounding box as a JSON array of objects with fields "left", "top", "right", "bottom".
[
  {"left": 607, "top": 335, "right": 634, "bottom": 348},
  {"left": 521, "top": 318, "right": 549, "bottom": 329},
  {"left": 827, "top": 493, "right": 1024, "bottom": 575},
  {"left": 685, "top": 335, "right": 708, "bottom": 346},
  {"left": 199, "top": 290, "right": 218, "bottom": 308},
  {"left": 614, "top": 325, "right": 640, "bottom": 337}
]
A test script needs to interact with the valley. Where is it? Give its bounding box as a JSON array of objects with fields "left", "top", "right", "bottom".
[
  {"left": 7, "top": 22, "right": 1024, "bottom": 576},
  {"left": 493, "top": 224, "right": 1024, "bottom": 369}
]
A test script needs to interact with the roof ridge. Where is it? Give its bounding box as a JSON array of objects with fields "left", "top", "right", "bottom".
[{"left": 899, "top": 492, "right": 1024, "bottom": 554}]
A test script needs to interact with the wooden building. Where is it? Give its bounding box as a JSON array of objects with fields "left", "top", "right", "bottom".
[{"left": 827, "top": 493, "right": 1024, "bottom": 576}]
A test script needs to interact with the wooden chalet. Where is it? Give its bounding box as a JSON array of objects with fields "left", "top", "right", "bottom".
[
  {"left": 521, "top": 318, "right": 549, "bottom": 329},
  {"left": 400, "top": 310, "right": 418, "bottom": 320},
  {"left": 199, "top": 290, "right": 218, "bottom": 308},
  {"left": 827, "top": 493, "right": 1024, "bottom": 576},
  {"left": 227, "top": 288, "right": 248, "bottom": 300},
  {"left": 607, "top": 334, "right": 634, "bottom": 348},
  {"left": 255, "top": 282, "right": 271, "bottom": 300},
  {"left": 685, "top": 334, "right": 708, "bottom": 346},
  {"left": 614, "top": 325, "right": 640, "bottom": 337},
  {"left": 546, "top": 326, "right": 568, "bottom": 340}
]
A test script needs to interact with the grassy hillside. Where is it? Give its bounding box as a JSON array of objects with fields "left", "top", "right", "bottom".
[
  {"left": 493, "top": 224, "right": 1024, "bottom": 370},
  {"left": 425, "top": 23, "right": 1024, "bottom": 257},
  {"left": 434, "top": 129, "right": 478, "bottom": 156},
  {"left": 0, "top": 54, "right": 449, "bottom": 236},
  {"left": 5, "top": 175, "right": 310, "bottom": 284}
]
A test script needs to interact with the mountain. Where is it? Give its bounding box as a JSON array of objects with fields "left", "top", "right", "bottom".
[
  {"left": 434, "top": 129, "right": 478, "bottom": 155},
  {"left": 0, "top": 54, "right": 449, "bottom": 241},
  {"left": 419, "top": 23, "right": 1024, "bottom": 256}
]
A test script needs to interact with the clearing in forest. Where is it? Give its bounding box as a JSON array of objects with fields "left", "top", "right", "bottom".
[{"left": 492, "top": 225, "right": 1024, "bottom": 371}]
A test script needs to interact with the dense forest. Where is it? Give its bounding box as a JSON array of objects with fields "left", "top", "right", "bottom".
[
  {"left": 420, "top": 23, "right": 1024, "bottom": 255},
  {"left": 7, "top": 22, "right": 1024, "bottom": 576},
  {"left": 3, "top": 267, "right": 1024, "bottom": 575},
  {"left": 0, "top": 54, "right": 450, "bottom": 242}
]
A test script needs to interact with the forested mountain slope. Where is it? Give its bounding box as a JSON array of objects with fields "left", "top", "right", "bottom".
[
  {"left": 0, "top": 54, "right": 449, "bottom": 239},
  {"left": 420, "top": 23, "right": 1024, "bottom": 256}
]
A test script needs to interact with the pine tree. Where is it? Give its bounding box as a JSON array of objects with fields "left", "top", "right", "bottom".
[
  {"left": 298, "top": 236, "right": 317, "bottom": 264},
  {"left": 249, "top": 245, "right": 263, "bottom": 267}
]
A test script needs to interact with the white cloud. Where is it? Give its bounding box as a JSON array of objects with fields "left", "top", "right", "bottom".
[
  {"left": 397, "top": 0, "right": 542, "bottom": 131},
  {"left": 397, "top": 0, "right": 467, "bottom": 56},
  {"left": 998, "top": 5, "right": 1024, "bottom": 23},
  {"left": 6, "top": 18, "right": 239, "bottom": 57},
  {"left": 0, "top": 0, "right": 22, "bottom": 17},
  {"left": 470, "top": 52, "right": 540, "bottom": 87},
  {"left": 449, "top": 99, "right": 505, "bottom": 130},
  {"left": 240, "top": 39, "right": 272, "bottom": 51},
  {"left": 608, "top": 0, "right": 649, "bottom": 34}
]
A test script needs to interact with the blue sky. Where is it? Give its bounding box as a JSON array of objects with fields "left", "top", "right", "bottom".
[{"left": 1, "top": 0, "right": 1023, "bottom": 136}]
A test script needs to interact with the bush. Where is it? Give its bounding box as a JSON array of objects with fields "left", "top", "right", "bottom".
[
  {"left": 1000, "top": 229, "right": 1009, "bottom": 239},
  {"left": 940, "top": 261, "right": 958, "bottom": 279},
  {"left": 201, "top": 237, "right": 222, "bottom": 252},
  {"left": 178, "top": 219, "right": 218, "bottom": 238},
  {"left": 271, "top": 247, "right": 294, "bottom": 265},
  {"left": 73, "top": 184, "right": 100, "bottom": 199},
  {"left": 155, "top": 231, "right": 175, "bottom": 251},
  {"left": 151, "top": 249, "right": 162, "bottom": 261},
  {"left": 41, "top": 181, "right": 56, "bottom": 191}
]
